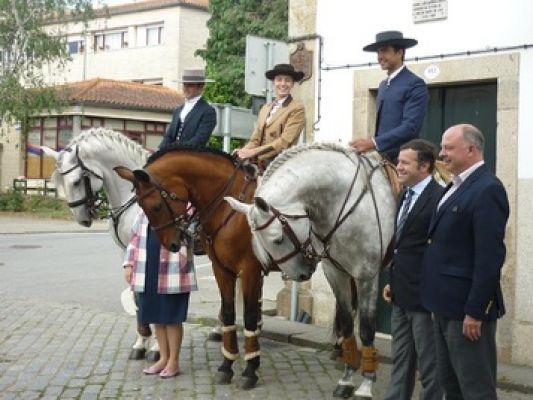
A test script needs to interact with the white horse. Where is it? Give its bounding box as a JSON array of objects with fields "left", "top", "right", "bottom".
[
  {"left": 42, "top": 128, "right": 159, "bottom": 360},
  {"left": 226, "top": 143, "right": 396, "bottom": 399}
]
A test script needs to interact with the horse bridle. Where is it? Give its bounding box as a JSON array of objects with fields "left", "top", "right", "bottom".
[
  {"left": 254, "top": 205, "right": 320, "bottom": 271},
  {"left": 58, "top": 146, "right": 105, "bottom": 211},
  {"left": 253, "top": 154, "right": 386, "bottom": 274}
]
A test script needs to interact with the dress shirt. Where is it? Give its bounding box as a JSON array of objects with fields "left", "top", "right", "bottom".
[
  {"left": 437, "top": 160, "right": 485, "bottom": 210},
  {"left": 397, "top": 175, "right": 432, "bottom": 225},
  {"left": 266, "top": 96, "right": 288, "bottom": 124},
  {"left": 180, "top": 95, "right": 202, "bottom": 122}
]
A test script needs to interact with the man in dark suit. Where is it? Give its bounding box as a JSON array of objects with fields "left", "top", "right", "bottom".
[
  {"left": 421, "top": 124, "right": 509, "bottom": 400},
  {"left": 350, "top": 31, "right": 428, "bottom": 161},
  {"left": 159, "top": 68, "right": 216, "bottom": 149},
  {"left": 382, "top": 139, "right": 443, "bottom": 400}
]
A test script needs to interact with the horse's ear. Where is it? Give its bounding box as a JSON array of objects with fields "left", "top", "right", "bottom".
[
  {"left": 41, "top": 146, "right": 59, "bottom": 160},
  {"left": 133, "top": 169, "right": 150, "bottom": 183},
  {"left": 254, "top": 196, "right": 269, "bottom": 212},
  {"left": 224, "top": 196, "right": 252, "bottom": 215},
  {"left": 114, "top": 166, "right": 135, "bottom": 183}
]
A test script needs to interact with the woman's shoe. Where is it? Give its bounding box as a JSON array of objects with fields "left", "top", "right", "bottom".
[
  {"left": 143, "top": 365, "right": 164, "bottom": 375},
  {"left": 159, "top": 368, "right": 180, "bottom": 379}
]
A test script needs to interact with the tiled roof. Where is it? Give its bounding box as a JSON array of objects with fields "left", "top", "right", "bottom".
[
  {"left": 93, "top": 0, "right": 209, "bottom": 17},
  {"left": 55, "top": 78, "right": 184, "bottom": 112}
]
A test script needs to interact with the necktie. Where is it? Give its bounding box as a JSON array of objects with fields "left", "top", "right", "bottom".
[{"left": 396, "top": 188, "right": 414, "bottom": 237}]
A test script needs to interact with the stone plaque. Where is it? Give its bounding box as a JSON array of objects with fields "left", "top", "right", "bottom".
[
  {"left": 290, "top": 42, "right": 313, "bottom": 83},
  {"left": 413, "top": 0, "right": 448, "bottom": 23}
]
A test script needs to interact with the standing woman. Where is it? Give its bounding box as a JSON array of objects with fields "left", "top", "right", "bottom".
[
  {"left": 237, "top": 63, "right": 306, "bottom": 171},
  {"left": 123, "top": 211, "right": 197, "bottom": 378}
]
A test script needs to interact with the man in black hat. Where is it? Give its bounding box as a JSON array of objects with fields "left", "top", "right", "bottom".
[
  {"left": 350, "top": 31, "right": 428, "bottom": 161},
  {"left": 159, "top": 68, "right": 216, "bottom": 149},
  {"left": 236, "top": 63, "right": 306, "bottom": 171}
]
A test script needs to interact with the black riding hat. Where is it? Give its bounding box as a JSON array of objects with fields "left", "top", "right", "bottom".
[
  {"left": 265, "top": 64, "right": 304, "bottom": 82},
  {"left": 363, "top": 31, "right": 418, "bottom": 52}
]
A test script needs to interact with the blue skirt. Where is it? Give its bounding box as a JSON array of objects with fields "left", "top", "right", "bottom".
[{"left": 137, "top": 227, "right": 190, "bottom": 325}]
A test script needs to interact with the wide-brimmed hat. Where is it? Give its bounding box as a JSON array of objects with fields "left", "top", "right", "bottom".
[
  {"left": 363, "top": 31, "right": 418, "bottom": 52},
  {"left": 179, "top": 68, "right": 214, "bottom": 84},
  {"left": 265, "top": 64, "right": 304, "bottom": 82}
]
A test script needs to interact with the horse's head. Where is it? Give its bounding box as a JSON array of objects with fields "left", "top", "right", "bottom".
[
  {"left": 43, "top": 145, "right": 104, "bottom": 227},
  {"left": 225, "top": 195, "right": 318, "bottom": 281},
  {"left": 115, "top": 166, "right": 190, "bottom": 252}
]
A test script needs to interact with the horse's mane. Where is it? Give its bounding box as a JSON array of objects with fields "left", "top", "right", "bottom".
[
  {"left": 262, "top": 142, "right": 358, "bottom": 183},
  {"left": 59, "top": 127, "right": 149, "bottom": 166},
  {"left": 146, "top": 142, "right": 235, "bottom": 166}
]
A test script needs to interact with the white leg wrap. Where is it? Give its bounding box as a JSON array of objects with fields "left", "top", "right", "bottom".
[
  {"left": 132, "top": 335, "right": 149, "bottom": 350},
  {"left": 243, "top": 328, "right": 260, "bottom": 337},
  {"left": 354, "top": 377, "right": 373, "bottom": 398},
  {"left": 221, "top": 346, "right": 239, "bottom": 361},
  {"left": 222, "top": 325, "right": 237, "bottom": 333},
  {"left": 244, "top": 350, "right": 261, "bottom": 361}
]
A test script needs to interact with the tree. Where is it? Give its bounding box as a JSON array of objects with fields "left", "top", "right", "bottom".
[
  {"left": 0, "top": 0, "right": 92, "bottom": 132},
  {"left": 198, "top": 0, "right": 288, "bottom": 108}
]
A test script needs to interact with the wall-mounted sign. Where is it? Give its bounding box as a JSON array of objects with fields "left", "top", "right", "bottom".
[
  {"left": 413, "top": 0, "right": 448, "bottom": 23},
  {"left": 424, "top": 65, "right": 440, "bottom": 80}
]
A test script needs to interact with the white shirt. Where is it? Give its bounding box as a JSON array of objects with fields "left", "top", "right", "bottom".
[
  {"left": 387, "top": 65, "right": 405, "bottom": 86},
  {"left": 266, "top": 96, "right": 288, "bottom": 124},
  {"left": 437, "top": 160, "right": 485, "bottom": 210},
  {"left": 180, "top": 95, "right": 202, "bottom": 122},
  {"left": 397, "top": 175, "right": 432, "bottom": 224}
]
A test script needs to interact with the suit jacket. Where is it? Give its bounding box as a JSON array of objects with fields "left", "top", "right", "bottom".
[
  {"left": 375, "top": 67, "right": 428, "bottom": 160},
  {"left": 420, "top": 165, "right": 509, "bottom": 321},
  {"left": 246, "top": 95, "right": 305, "bottom": 161},
  {"left": 159, "top": 97, "right": 216, "bottom": 149},
  {"left": 390, "top": 178, "right": 444, "bottom": 312}
]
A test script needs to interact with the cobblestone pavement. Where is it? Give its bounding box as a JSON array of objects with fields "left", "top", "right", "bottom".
[{"left": 0, "top": 299, "right": 529, "bottom": 400}]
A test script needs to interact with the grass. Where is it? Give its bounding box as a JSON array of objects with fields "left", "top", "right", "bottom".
[{"left": 0, "top": 191, "right": 72, "bottom": 219}]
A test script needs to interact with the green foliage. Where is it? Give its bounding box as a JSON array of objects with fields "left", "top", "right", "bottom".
[
  {"left": 198, "top": 0, "right": 288, "bottom": 107},
  {"left": 207, "top": 135, "right": 246, "bottom": 152},
  {"left": 0, "top": 0, "right": 93, "bottom": 131},
  {"left": 0, "top": 190, "right": 70, "bottom": 217},
  {"left": 0, "top": 190, "right": 25, "bottom": 211}
]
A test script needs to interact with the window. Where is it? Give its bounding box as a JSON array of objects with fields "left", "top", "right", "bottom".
[
  {"left": 67, "top": 39, "right": 85, "bottom": 54},
  {"left": 94, "top": 31, "right": 128, "bottom": 52},
  {"left": 136, "top": 24, "right": 163, "bottom": 47}
]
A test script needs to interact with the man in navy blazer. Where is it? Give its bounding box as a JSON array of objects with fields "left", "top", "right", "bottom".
[
  {"left": 351, "top": 31, "right": 428, "bottom": 160},
  {"left": 421, "top": 124, "right": 509, "bottom": 399},
  {"left": 159, "top": 68, "right": 216, "bottom": 149},
  {"left": 382, "top": 139, "right": 443, "bottom": 400}
]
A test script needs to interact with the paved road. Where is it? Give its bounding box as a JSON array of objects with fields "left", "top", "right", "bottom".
[{"left": 0, "top": 232, "right": 530, "bottom": 399}]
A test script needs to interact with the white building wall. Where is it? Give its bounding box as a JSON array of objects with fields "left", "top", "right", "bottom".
[
  {"left": 316, "top": 0, "right": 533, "bottom": 177},
  {"left": 46, "top": 5, "right": 209, "bottom": 91}
]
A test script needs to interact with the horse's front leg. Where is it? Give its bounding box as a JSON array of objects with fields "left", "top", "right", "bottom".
[
  {"left": 324, "top": 267, "right": 359, "bottom": 398},
  {"left": 354, "top": 278, "right": 380, "bottom": 399},
  {"left": 211, "top": 265, "right": 238, "bottom": 385},
  {"left": 238, "top": 265, "right": 262, "bottom": 390}
]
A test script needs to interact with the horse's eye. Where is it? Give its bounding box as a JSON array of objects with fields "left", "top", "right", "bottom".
[
  {"left": 153, "top": 202, "right": 162, "bottom": 212},
  {"left": 273, "top": 236, "right": 283, "bottom": 245},
  {"left": 73, "top": 179, "right": 81, "bottom": 187}
]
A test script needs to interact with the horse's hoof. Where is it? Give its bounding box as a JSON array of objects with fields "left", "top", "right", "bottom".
[
  {"left": 215, "top": 370, "right": 234, "bottom": 385},
  {"left": 208, "top": 331, "right": 223, "bottom": 342},
  {"left": 333, "top": 384, "right": 355, "bottom": 398},
  {"left": 238, "top": 375, "right": 258, "bottom": 390},
  {"left": 128, "top": 349, "right": 146, "bottom": 360},
  {"left": 145, "top": 351, "right": 160, "bottom": 362}
]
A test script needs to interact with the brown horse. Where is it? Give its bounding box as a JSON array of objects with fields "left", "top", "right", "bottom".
[{"left": 115, "top": 145, "right": 264, "bottom": 389}]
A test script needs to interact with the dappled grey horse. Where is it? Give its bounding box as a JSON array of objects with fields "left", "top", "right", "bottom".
[
  {"left": 42, "top": 128, "right": 157, "bottom": 359},
  {"left": 226, "top": 143, "right": 395, "bottom": 399}
]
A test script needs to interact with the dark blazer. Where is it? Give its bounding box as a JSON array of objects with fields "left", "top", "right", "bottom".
[
  {"left": 390, "top": 178, "right": 443, "bottom": 312},
  {"left": 420, "top": 164, "right": 509, "bottom": 321},
  {"left": 159, "top": 97, "right": 216, "bottom": 149},
  {"left": 375, "top": 67, "right": 428, "bottom": 160}
]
